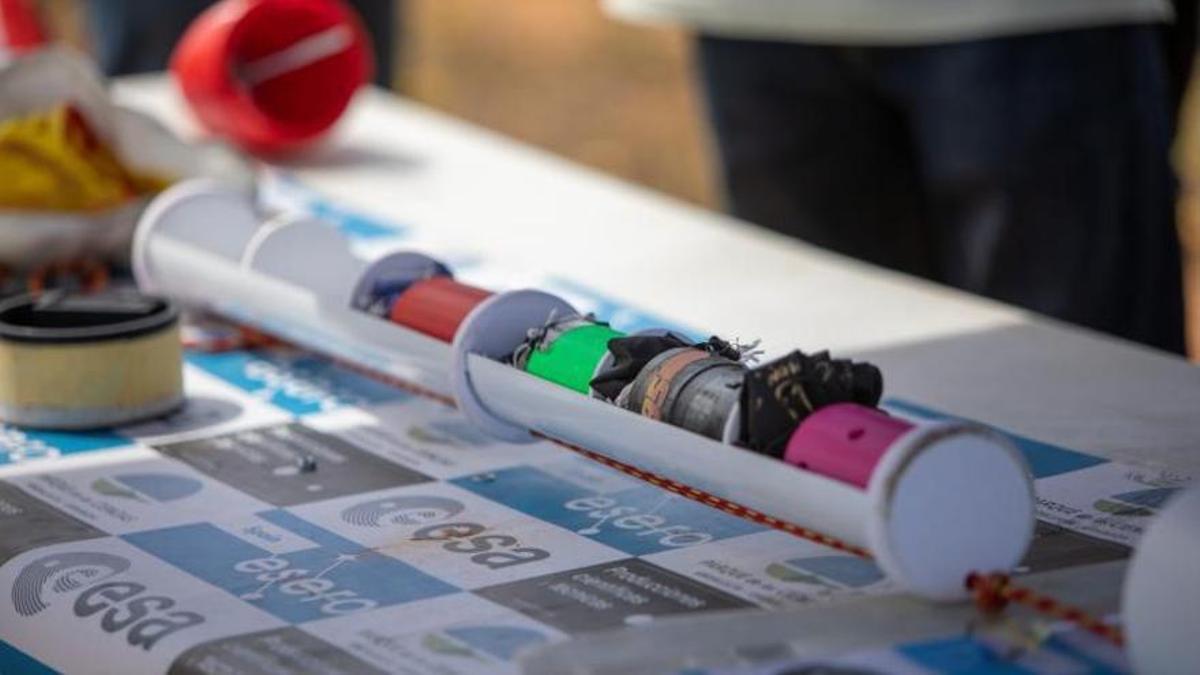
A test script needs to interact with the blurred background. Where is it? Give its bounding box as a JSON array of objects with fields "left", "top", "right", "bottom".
[{"left": 37, "top": 0, "right": 1200, "bottom": 359}]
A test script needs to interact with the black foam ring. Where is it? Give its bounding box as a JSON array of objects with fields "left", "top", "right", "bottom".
[
  {"left": 616, "top": 347, "right": 694, "bottom": 414},
  {"left": 742, "top": 350, "right": 884, "bottom": 457},
  {"left": 591, "top": 334, "right": 691, "bottom": 401}
]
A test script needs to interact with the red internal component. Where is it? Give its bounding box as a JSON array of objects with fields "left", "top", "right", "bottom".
[{"left": 389, "top": 277, "right": 491, "bottom": 342}]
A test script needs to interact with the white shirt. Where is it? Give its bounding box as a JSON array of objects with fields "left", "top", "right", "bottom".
[{"left": 604, "top": 0, "right": 1172, "bottom": 45}]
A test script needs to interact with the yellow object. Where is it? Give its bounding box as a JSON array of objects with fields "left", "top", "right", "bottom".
[
  {"left": 0, "top": 104, "right": 171, "bottom": 211},
  {"left": 0, "top": 292, "right": 184, "bottom": 429},
  {"left": 0, "top": 327, "right": 182, "bottom": 410}
]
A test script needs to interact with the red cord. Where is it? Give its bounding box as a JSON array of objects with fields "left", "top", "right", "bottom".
[
  {"left": 26, "top": 258, "right": 109, "bottom": 293},
  {"left": 965, "top": 572, "right": 1124, "bottom": 646}
]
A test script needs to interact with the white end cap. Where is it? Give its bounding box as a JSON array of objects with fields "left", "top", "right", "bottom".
[
  {"left": 866, "top": 421, "right": 1035, "bottom": 601},
  {"left": 451, "top": 289, "right": 576, "bottom": 443},
  {"left": 1123, "top": 486, "right": 1200, "bottom": 675},
  {"left": 242, "top": 214, "right": 364, "bottom": 306},
  {"left": 350, "top": 251, "right": 450, "bottom": 312},
  {"left": 132, "top": 179, "right": 261, "bottom": 293}
]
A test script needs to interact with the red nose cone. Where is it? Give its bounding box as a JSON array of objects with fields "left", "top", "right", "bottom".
[{"left": 170, "top": 0, "right": 373, "bottom": 155}]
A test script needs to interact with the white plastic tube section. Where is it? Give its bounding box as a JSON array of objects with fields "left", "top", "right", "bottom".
[
  {"left": 133, "top": 180, "right": 450, "bottom": 394},
  {"left": 135, "top": 179, "right": 1034, "bottom": 601},
  {"left": 466, "top": 354, "right": 1034, "bottom": 601},
  {"left": 1122, "top": 486, "right": 1200, "bottom": 675}
]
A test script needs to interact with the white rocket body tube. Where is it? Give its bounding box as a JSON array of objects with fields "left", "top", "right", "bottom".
[
  {"left": 133, "top": 181, "right": 450, "bottom": 394},
  {"left": 134, "top": 179, "right": 1035, "bottom": 601},
  {"left": 467, "top": 354, "right": 1034, "bottom": 601}
]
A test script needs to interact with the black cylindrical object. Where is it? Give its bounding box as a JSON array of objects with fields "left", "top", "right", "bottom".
[
  {"left": 620, "top": 347, "right": 745, "bottom": 442},
  {"left": 667, "top": 359, "right": 744, "bottom": 441}
]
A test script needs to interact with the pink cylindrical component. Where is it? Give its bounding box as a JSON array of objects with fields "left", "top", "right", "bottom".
[{"left": 783, "top": 403, "right": 913, "bottom": 489}]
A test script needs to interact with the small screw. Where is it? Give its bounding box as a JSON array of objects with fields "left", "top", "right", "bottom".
[{"left": 297, "top": 455, "right": 318, "bottom": 473}]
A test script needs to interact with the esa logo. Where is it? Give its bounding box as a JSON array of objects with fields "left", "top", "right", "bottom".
[
  {"left": 340, "top": 495, "right": 465, "bottom": 528},
  {"left": 411, "top": 522, "right": 550, "bottom": 570},
  {"left": 11, "top": 551, "right": 204, "bottom": 650},
  {"left": 340, "top": 495, "right": 550, "bottom": 569}
]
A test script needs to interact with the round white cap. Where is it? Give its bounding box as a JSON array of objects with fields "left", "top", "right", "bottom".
[
  {"left": 866, "top": 421, "right": 1035, "bottom": 601},
  {"left": 451, "top": 289, "right": 576, "bottom": 443},
  {"left": 132, "top": 179, "right": 260, "bottom": 293},
  {"left": 1124, "top": 486, "right": 1200, "bottom": 675}
]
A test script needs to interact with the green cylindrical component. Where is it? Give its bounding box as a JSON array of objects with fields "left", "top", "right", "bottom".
[{"left": 524, "top": 322, "right": 625, "bottom": 394}]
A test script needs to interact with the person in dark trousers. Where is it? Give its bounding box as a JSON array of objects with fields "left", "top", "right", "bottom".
[
  {"left": 608, "top": 0, "right": 1192, "bottom": 354},
  {"left": 86, "top": 0, "right": 396, "bottom": 87}
]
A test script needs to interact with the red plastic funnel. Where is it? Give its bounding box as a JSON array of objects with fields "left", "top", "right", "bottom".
[
  {"left": 0, "top": 0, "right": 46, "bottom": 54},
  {"left": 171, "top": 0, "right": 373, "bottom": 154}
]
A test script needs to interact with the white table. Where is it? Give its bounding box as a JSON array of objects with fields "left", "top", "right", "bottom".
[{"left": 114, "top": 77, "right": 1200, "bottom": 475}]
